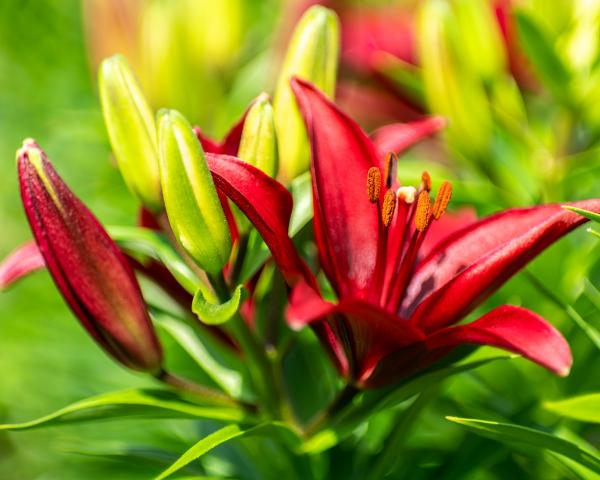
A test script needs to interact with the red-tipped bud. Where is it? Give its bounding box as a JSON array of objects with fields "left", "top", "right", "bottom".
[{"left": 17, "top": 140, "right": 162, "bottom": 372}]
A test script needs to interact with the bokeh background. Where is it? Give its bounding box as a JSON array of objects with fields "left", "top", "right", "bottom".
[{"left": 1, "top": 0, "right": 599, "bottom": 478}]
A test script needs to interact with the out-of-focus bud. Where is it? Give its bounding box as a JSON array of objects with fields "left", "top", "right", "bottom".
[
  {"left": 238, "top": 93, "right": 278, "bottom": 178},
  {"left": 99, "top": 54, "right": 162, "bottom": 212},
  {"left": 17, "top": 140, "right": 163, "bottom": 372},
  {"left": 158, "top": 110, "right": 232, "bottom": 274},
  {"left": 273, "top": 5, "right": 340, "bottom": 182},
  {"left": 417, "top": 0, "right": 492, "bottom": 157},
  {"left": 453, "top": 0, "right": 506, "bottom": 81}
]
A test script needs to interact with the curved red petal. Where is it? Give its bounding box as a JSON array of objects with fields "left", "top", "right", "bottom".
[
  {"left": 291, "top": 77, "right": 381, "bottom": 300},
  {"left": 0, "top": 241, "right": 45, "bottom": 290},
  {"left": 425, "top": 305, "right": 572, "bottom": 376},
  {"left": 371, "top": 116, "right": 446, "bottom": 155},
  {"left": 403, "top": 200, "right": 600, "bottom": 330},
  {"left": 206, "top": 153, "right": 314, "bottom": 287},
  {"left": 287, "top": 281, "right": 424, "bottom": 383}
]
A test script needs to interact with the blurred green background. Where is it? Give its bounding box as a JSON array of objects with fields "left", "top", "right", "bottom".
[{"left": 1, "top": 0, "right": 600, "bottom": 478}]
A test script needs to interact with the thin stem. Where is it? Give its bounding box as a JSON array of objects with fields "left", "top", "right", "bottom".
[
  {"left": 367, "top": 387, "right": 436, "bottom": 480},
  {"left": 155, "top": 369, "right": 254, "bottom": 411},
  {"left": 230, "top": 233, "right": 249, "bottom": 285},
  {"left": 304, "top": 384, "right": 360, "bottom": 437}
]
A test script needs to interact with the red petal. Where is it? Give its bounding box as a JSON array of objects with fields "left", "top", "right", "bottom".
[
  {"left": 425, "top": 305, "right": 572, "bottom": 376},
  {"left": 291, "top": 77, "right": 381, "bottom": 300},
  {"left": 0, "top": 241, "right": 45, "bottom": 289},
  {"left": 403, "top": 200, "right": 600, "bottom": 331},
  {"left": 18, "top": 143, "right": 162, "bottom": 372},
  {"left": 371, "top": 116, "right": 446, "bottom": 155},
  {"left": 287, "top": 281, "right": 425, "bottom": 382},
  {"left": 419, "top": 207, "right": 478, "bottom": 260},
  {"left": 192, "top": 105, "right": 248, "bottom": 156},
  {"left": 193, "top": 126, "right": 224, "bottom": 154},
  {"left": 206, "top": 153, "right": 314, "bottom": 287}
]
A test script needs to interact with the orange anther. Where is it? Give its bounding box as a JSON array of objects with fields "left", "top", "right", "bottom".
[
  {"left": 415, "top": 190, "right": 431, "bottom": 231},
  {"left": 421, "top": 171, "right": 432, "bottom": 192},
  {"left": 366, "top": 167, "right": 381, "bottom": 203},
  {"left": 381, "top": 189, "right": 397, "bottom": 227},
  {"left": 383, "top": 152, "right": 397, "bottom": 188},
  {"left": 432, "top": 180, "right": 453, "bottom": 220}
]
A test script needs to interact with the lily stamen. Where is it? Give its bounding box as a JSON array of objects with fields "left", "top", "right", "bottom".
[
  {"left": 420, "top": 171, "right": 432, "bottom": 192},
  {"left": 383, "top": 152, "right": 397, "bottom": 188},
  {"left": 366, "top": 166, "right": 382, "bottom": 203},
  {"left": 432, "top": 180, "right": 452, "bottom": 220},
  {"left": 415, "top": 190, "right": 432, "bottom": 231},
  {"left": 381, "top": 189, "right": 397, "bottom": 228}
]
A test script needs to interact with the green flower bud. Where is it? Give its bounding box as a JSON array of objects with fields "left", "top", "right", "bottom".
[
  {"left": 99, "top": 54, "right": 162, "bottom": 211},
  {"left": 238, "top": 93, "right": 278, "bottom": 178},
  {"left": 158, "top": 110, "right": 232, "bottom": 274},
  {"left": 273, "top": 5, "right": 339, "bottom": 182}
]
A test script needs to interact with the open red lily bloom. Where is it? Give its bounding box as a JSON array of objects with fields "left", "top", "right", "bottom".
[{"left": 259, "top": 78, "right": 600, "bottom": 389}]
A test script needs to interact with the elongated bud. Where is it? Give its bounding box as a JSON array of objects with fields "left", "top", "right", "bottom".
[
  {"left": 158, "top": 110, "right": 232, "bottom": 274},
  {"left": 415, "top": 191, "right": 432, "bottom": 231},
  {"left": 99, "top": 55, "right": 162, "bottom": 211},
  {"left": 273, "top": 6, "right": 340, "bottom": 181},
  {"left": 238, "top": 93, "right": 278, "bottom": 177},
  {"left": 17, "top": 140, "right": 162, "bottom": 372}
]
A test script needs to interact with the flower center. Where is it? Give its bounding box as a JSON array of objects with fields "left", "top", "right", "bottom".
[{"left": 365, "top": 154, "right": 452, "bottom": 313}]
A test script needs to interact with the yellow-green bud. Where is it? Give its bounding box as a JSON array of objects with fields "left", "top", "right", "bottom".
[
  {"left": 238, "top": 93, "right": 278, "bottom": 178},
  {"left": 99, "top": 54, "right": 162, "bottom": 211},
  {"left": 273, "top": 5, "right": 339, "bottom": 182},
  {"left": 158, "top": 110, "right": 232, "bottom": 274}
]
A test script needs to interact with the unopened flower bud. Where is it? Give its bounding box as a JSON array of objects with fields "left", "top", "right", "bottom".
[
  {"left": 99, "top": 54, "right": 162, "bottom": 211},
  {"left": 158, "top": 110, "right": 232, "bottom": 274},
  {"left": 17, "top": 140, "right": 163, "bottom": 372},
  {"left": 238, "top": 93, "right": 278, "bottom": 178},
  {"left": 273, "top": 5, "right": 340, "bottom": 181}
]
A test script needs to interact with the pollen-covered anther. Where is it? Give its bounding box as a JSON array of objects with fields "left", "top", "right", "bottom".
[
  {"left": 421, "top": 171, "right": 432, "bottom": 192},
  {"left": 432, "top": 180, "right": 453, "bottom": 220},
  {"left": 383, "top": 152, "right": 397, "bottom": 188},
  {"left": 397, "top": 186, "right": 417, "bottom": 204},
  {"left": 381, "top": 189, "right": 397, "bottom": 227},
  {"left": 415, "top": 190, "right": 432, "bottom": 231},
  {"left": 366, "top": 167, "right": 382, "bottom": 203}
]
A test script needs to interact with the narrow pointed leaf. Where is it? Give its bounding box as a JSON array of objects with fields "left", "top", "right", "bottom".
[
  {"left": 155, "top": 423, "right": 301, "bottom": 480},
  {"left": 446, "top": 417, "right": 600, "bottom": 474},
  {"left": 192, "top": 284, "right": 246, "bottom": 325},
  {"left": 0, "top": 389, "right": 249, "bottom": 431},
  {"left": 0, "top": 241, "right": 45, "bottom": 290},
  {"left": 564, "top": 205, "right": 600, "bottom": 223},
  {"left": 545, "top": 394, "right": 600, "bottom": 423}
]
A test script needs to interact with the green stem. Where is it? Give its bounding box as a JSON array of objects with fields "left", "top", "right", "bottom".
[
  {"left": 209, "top": 271, "right": 291, "bottom": 421},
  {"left": 155, "top": 369, "right": 254, "bottom": 411},
  {"left": 367, "top": 388, "right": 436, "bottom": 480},
  {"left": 304, "top": 384, "right": 360, "bottom": 436}
]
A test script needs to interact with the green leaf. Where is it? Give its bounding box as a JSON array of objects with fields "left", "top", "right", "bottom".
[
  {"left": 589, "top": 228, "right": 600, "bottom": 239},
  {"left": 545, "top": 394, "right": 600, "bottom": 423},
  {"left": 563, "top": 205, "right": 600, "bottom": 223},
  {"left": 302, "top": 354, "right": 513, "bottom": 453},
  {"left": 372, "top": 51, "right": 425, "bottom": 106},
  {"left": 155, "top": 423, "right": 301, "bottom": 480},
  {"left": 108, "top": 225, "right": 211, "bottom": 297},
  {"left": 192, "top": 284, "right": 246, "bottom": 325},
  {"left": 289, "top": 171, "right": 313, "bottom": 236},
  {"left": 446, "top": 417, "right": 600, "bottom": 474},
  {"left": 515, "top": 12, "right": 571, "bottom": 101},
  {"left": 0, "top": 389, "right": 250, "bottom": 431},
  {"left": 155, "top": 314, "right": 243, "bottom": 397}
]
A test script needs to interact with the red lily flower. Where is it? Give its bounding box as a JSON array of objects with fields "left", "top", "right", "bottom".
[
  {"left": 16, "top": 140, "right": 163, "bottom": 372},
  {"left": 253, "top": 78, "right": 598, "bottom": 389}
]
